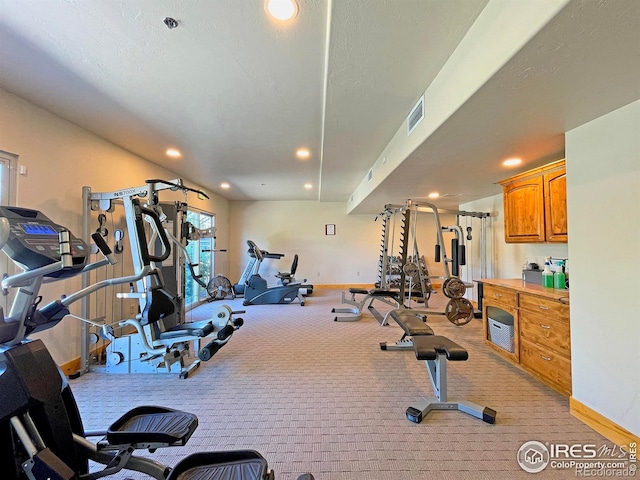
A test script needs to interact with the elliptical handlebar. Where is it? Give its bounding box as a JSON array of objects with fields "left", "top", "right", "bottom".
[{"left": 0, "top": 217, "right": 9, "bottom": 250}]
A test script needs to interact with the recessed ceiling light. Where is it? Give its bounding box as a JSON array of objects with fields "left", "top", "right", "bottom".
[
  {"left": 220, "top": 182, "right": 230, "bottom": 189},
  {"left": 166, "top": 148, "right": 182, "bottom": 158},
  {"left": 296, "top": 148, "right": 310, "bottom": 159},
  {"left": 265, "top": 0, "right": 298, "bottom": 21},
  {"left": 503, "top": 158, "right": 522, "bottom": 167},
  {"left": 428, "top": 192, "right": 440, "bottom": 199},
  {"left": 304, "top": 183, "right": 313, "bottom": 190}
]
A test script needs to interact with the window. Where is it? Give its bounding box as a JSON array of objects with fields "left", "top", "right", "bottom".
[
  {"left": 0, "top": 151, "right": 18, "bottom": 312},
  {"left": 184, "top": 209, "right": 215, "bottom": 308},
  {"left": 0, "top": 150, "right": 17, "bottom": 205}
]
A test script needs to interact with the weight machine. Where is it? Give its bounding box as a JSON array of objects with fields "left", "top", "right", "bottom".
[
  {"left": 376, "top": 199, "right": 490, "bottom": 326},
  {"left": 80, "top": 179, "right": 241, "bottom": 377},
  {"left": 0, "top": 206, "right": 305, "bottom": 480}
]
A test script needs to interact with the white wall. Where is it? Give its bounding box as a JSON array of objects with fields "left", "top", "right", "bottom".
[
  {"left": 229, "top": 201, "right": 379, "bottom": 285},
  {"left": 0, "top": 88, "right": 230, "bottom": 365},
  {"left": 565, "top": 100, "right": 640, "bottom": 436},
  {"left": 228, "top": 201, "right": 466, "bottom": 287}
]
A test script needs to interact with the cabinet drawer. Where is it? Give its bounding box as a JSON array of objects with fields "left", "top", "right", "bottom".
[
  {"left": 519, "top": 293, "right": 570, "bottom": 318},
  {"left": 483, "top": 285, "right": 518, "bottom": 307},
  {"left": 520, "top": 309, "right": 571, "bottom": 356},
  {"left": 520, "top": 339, "right": 571, "bottom": 393}
]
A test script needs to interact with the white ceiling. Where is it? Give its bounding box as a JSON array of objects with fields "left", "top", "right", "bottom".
[{"left": 1, "top": 0, "right": 638, "bottom": 213}]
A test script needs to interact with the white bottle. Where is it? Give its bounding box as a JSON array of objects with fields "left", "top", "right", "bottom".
[{"left": 542, "top": 258, "right": 553, "bottom": 288}]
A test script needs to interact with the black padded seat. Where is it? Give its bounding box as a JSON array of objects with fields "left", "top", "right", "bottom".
[
  {"left": 348, "top": 287, "right": 369, "bottom": 295},
  {"left": 368, "top": 288, "right": 399, "bottom": 299},
  {"left": 159, "top": 320, "right": 214, "bottom": 339},
  {"left": 388, "top": 310, "right": 434, "bottom": 336},
  {"left": 413, "top": 335, "right": 469, "bottom": 361},
  {"left": 107, "top": 406, "right": 198, "bottom": 446},
  {"left": 140, "top": 288, "right": 177, "bottom": 327},
  {"left": 167, "top": 451, "right": 270, "bottom": 480}
]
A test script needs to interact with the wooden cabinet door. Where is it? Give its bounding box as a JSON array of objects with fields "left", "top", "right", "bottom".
[
  {"left": 503, "top": 176, "right": 545, "bottom": 243},
  {"left": 544, "top": 168, "right": 568, "bottom": 242}
]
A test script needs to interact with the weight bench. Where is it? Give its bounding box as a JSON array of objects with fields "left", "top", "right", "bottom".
[
  {"left": 379, "top": 309, "right": 434, "bottom": 350},
  {"left": 406, "top": 334, "right": 496, "bottom": 424},
  {"left": 332, "top": 288, "right": 402, "bottom": 325}
]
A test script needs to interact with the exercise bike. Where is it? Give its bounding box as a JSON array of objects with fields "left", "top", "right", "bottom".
[
  {"left": 0, "top": 206, "right": 313, "bottom": 479},
  {"left": 243, "top": 241, "right": 306, "bottom": 306}
]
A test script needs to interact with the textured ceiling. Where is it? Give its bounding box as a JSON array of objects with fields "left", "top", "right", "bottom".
[{"left": 0, "top": 0, "right": 638, "bottom": 212}]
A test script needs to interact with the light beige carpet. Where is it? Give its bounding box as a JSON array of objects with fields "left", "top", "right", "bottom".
[{"left": 70, "top": 288, "right": 608, "bottom": 479}]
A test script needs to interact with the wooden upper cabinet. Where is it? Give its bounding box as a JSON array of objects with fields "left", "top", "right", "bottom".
[
  {"left": 502, "top": 175, "right": 545, "bottom": 242},
  {"left": 544, "top": 168, "right": 568, "bottom": 242},
  {"left": 499, "top": 159, "right": 567, "bottom": 243}
]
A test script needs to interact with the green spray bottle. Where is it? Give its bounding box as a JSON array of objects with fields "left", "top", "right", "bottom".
[{"left": 554, "top": 260, "right": 566, "bottom": 289}]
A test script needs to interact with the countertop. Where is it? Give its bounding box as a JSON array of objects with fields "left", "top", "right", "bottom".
[{"left": 477, "top": 278, "right": 570, "bottom": 303}]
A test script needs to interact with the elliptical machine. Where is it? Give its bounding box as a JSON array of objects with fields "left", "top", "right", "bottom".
[
  {"left": 243, "top": 240, "right": 306, "bottom": 306},
  {"left": 0, "top": 206, "right": 313, "bottom": 479}
]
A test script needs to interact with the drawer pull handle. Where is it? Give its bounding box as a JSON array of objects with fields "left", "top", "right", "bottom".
[
  {"left": 495, "top": 293, "right": 502, "bottom": 298},
  {"left": 540, "top": 355, "right": 552, "bottom": 361},
  {"left": 538, "top": 305, "right": 549, "bottom": 310},
  {"left": 539, "top": 324, "right": 551, "bottom": 329}
]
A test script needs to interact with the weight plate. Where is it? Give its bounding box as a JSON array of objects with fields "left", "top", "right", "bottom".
[
  {"left": 445, "top": 297, "right": 474, "bottom": 326},
  {"left": 442, "top": 277, "right": 467, "bottom": 298},
  {"left": 403, "top": 262, "right": 419, "bottom": 277}
]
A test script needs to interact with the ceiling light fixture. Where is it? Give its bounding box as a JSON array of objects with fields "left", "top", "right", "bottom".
[
  {"left": 166, "top": 148, "right": 182, "bottom": 158},
  {"left": 220, "top": 182, "right": 230, "bottom": 189},
  {"left": 503, "top": 158, "right": 522, "bottom": 167},
  {"left": 265, "top": 0, "right": 298, "bottom": 21},
  {"left": 304, "top": 183, "right": 313, "bottom": 190},
  {"left": 428, "top": 192, "right": 440, "bottom": 199},
  {"left": 296, "top": 148, "right": 310, "bottom": 159}
]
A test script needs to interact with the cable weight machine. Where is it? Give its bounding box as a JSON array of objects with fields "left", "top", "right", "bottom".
[{"left": 376, "top": 200, "right": 490, "bottom": 326}]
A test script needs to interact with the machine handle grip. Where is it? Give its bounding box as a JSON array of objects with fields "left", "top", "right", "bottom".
[
  {"left": 247, "top": 240, "right": 263, "bottom": 262},
  {"left": 451, "top": 238, "right": 459, "bottom": 276},
  {"left": 91, "top": 232, "right": 117, "bottom": 265},
  {"left": 434, "top": 244, "right": 441, "bottom": 263},
  {"left": 140, "top": 206, "right": 171, "bottom": 262}
]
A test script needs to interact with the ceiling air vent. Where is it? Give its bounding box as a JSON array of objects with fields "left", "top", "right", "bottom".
[
  {"left": 367, "top": 168, "right": 373, "bottom": 182},
  {"left": 407, "top": 95, "right": 424, "bottom": 135}
]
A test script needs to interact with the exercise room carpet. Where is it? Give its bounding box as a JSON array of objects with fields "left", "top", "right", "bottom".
[{"left": 70, "top": 289, "right": 607, "bottom": 480}]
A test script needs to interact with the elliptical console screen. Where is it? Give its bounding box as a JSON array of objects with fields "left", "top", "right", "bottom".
[
  {"left": 21, "top": 223, "right": 58, "bottom": 235},
  {"left": 0, "top": 205, "right": 89, "bottom": 275}
]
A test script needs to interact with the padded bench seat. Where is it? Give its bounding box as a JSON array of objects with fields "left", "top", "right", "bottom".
[
  {"left": 387, "top": 310, "right": 433, "bottom": 336},
  {"left": 348, "top": 287, "right": 369, "bottom": 295},
  {"left": 368, "top": 288, "right": 399, "bottom": 299},
  {"left": 159, "top": 320, "right": 214, "bottom": 340},
  {"left": 413, "top": 335, "right": 468, "bottom": 361}
]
